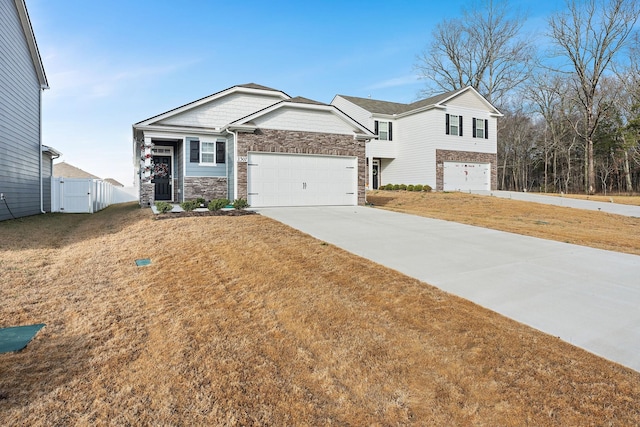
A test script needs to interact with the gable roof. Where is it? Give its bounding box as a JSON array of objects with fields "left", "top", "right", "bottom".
[
  {"left": 13, "top": 0, "right": 48, "bottom": 89},
  {"left": 337, "top": 87, "right": 501, "bottom": 117},
  {"left": 230, "top": 97, "right": 374, "bottom": 138},
  {"left": 53, "top": 162, "right": 100, "bottom": 179},
  {"left": 134, "top": 83, "right": 290, "bottom": 127}
]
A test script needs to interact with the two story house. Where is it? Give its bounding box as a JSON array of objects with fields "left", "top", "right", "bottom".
[
  {"left": 332, "top": 87, "right": 502, "bottom": 192},
  {"left": 1, "top": 0, "right": 59, "bottom": 221}
]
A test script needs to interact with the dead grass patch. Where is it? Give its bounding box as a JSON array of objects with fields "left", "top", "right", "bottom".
[
  {"left": 367, "top": 190, "right": 640, "bottom": 255},
  {"left": 1, "top": 202, "right": 639, "bottom": 425}
]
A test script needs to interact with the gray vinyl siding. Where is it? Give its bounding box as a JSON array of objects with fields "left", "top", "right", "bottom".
[
  {"left": 184, "top": 137, "right": 227, "bottom": 177},
  {"left": 0, "top": 0, "right": 44, "bottom": 221}
]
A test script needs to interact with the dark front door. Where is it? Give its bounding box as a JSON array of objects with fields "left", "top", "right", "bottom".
[
  {"left": 372, "top": 161, "right": 379, "bottom": 190},
  {"left": 152, "top": 156, "right": 171, "bottom": 201}
]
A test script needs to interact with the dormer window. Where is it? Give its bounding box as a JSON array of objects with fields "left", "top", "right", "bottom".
[{"left": 374, "top": 120, "right": 393, "bottom": 141}]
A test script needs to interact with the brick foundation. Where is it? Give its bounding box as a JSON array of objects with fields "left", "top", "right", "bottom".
[
  {"left": 183, "top": 177, "right": 228, "bottom": 201},
  {"left": 139, "top": 183, "right": 154, "bottom": 207},
  {"left": 435, "top": 150, "right": 497, "bottom": 191}
]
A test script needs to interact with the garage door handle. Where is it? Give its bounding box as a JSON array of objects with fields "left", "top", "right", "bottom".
[{"left": 302, "top": 182, "right": 307, "bottom": 189}]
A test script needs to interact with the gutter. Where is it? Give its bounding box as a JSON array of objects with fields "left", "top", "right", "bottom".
[
  {"left": 39, "top": 88, "right": 45, "bottom": 213},
  {"left": 223, "top": 126, "right": 239, "bottom": 201}
]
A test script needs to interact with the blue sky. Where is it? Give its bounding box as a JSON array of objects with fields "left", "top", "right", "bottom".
[{"left": 27, "top": 0, "right": 564, "bottom": 185}]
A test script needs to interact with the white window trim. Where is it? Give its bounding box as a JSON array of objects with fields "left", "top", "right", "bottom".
[
  {"left": 449, "top": 114, "right": 459, "bottom": 136},
  {"left": 199, "top": 141, "right": 216, "bottom": 165},
  {"left": 378, "top": 121, "right": 389, "bottom": 141},
  {"left": 475, "top": 119, "right": 485, "bottom": 139}
]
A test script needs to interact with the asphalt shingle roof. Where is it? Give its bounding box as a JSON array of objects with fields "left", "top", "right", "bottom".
[{"left": 338, "top": 88, "right": 465, "bottom": 115}]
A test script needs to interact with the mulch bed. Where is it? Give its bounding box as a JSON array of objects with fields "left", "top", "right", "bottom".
[{"left": 153, "top": 210, "right": 257, "bottom": 220}]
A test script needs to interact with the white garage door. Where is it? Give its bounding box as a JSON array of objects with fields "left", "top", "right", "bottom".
[
  {"left": 443, "top": 162, "right": 490, "bottom": 191},
  {"left": 247, "top": 152, "right": 358, "bottom": 207}
]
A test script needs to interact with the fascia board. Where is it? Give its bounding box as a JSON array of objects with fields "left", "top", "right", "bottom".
[
  {"left": 135, "top": 86, "right": 290, "bottom": 127},
  {"left": 14, "top": 0, "right": 48, "bottom": 89},
  {"left": 134, "top": 124, "right": 224, "bottom": 136},
  {"left": 437, "top": 86, "right": 503, "bottom": 116}
]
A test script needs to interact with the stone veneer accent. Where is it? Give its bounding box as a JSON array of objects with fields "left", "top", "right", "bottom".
[
  {"left": 183, "top": 177, "right": 228, "bottom": 201},
  {"left": 237, "top": 129, "right": 366, "bottom": 205},
  {"left": 435, "top": 150, "right": 497, "bottom": 191},
  {"left": 139, "top": 182, "right": 154, "bottom": 207}
]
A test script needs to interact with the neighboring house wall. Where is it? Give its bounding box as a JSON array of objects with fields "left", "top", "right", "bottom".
[
  {"left": 0, "top": 0, "right": 45, "bottom": 221},
  {"left": 332, "top": 88, "right": 500, "bottom": 191},
  {"left": 328, "top": 96, "right": 372, "bottom": 130}
]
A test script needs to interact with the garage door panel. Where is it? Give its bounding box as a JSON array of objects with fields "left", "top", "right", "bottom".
[
  {"left": 247, "top": 153, "right": 357, "bottom": 207},
  {"left": 443, "top": 162, "right": 490, "bottom": 191}
]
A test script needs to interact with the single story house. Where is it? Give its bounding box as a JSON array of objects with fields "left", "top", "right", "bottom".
[
  {"left": 133, "top": 83, "right": 374, "bottom": 207},
  {"left": 331, "top": 87, "right": 502, "bottom": 191},
  {"left": 0, "top": 0, "right": 60, "bottom": 221}
]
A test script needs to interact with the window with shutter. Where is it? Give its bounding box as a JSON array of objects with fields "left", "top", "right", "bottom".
[
  {"left": 449, "top": 114, "right": 459, "bottom": 136},
  {"left": 474, "top": 118, "right": 484, "bottom": 139}
]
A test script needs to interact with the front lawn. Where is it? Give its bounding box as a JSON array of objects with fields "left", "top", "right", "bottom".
[{"left": 1, "top": 202, "right": 639, "bottom": 425}]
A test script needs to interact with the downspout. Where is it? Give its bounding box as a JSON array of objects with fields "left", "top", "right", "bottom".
[
  {"left": 39, "top": 87, "right": 45, "bottom": 213},
  {"left": 224, "top": 127, "right": 238, "bottom": 201}
]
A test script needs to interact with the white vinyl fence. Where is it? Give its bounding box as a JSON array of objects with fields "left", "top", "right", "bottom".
[{"left": 51, "top": 178, "right": 137, "bottom": 213}]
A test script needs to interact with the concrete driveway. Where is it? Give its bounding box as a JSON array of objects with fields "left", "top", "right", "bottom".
[
  {"left": 472, "top": 190, "right": 640, "bottom": 217},
  {"left": 255, "top": 205, "right": 640, "bottom": 372}
]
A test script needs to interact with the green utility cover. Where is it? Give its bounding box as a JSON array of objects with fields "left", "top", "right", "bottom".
[
  {"left": 0, "top": 324, "right": 45, "bottom": 353},
  {"left": 135, "top": 258, "right": 151, "bottom": 266}
]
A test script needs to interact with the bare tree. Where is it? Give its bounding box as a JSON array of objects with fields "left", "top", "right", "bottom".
[
  {"left": 414, "top": 0, "right": 533, "bottom": 107},
  {"left": 547, "top": 0, "right": 639, "bottom": 194}
]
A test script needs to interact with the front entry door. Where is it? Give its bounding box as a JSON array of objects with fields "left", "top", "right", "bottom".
[
  {"left": 372, "top": 160, "right": 380, "bottom": 190},
  {"left": 152, "top": 156, "right": 171, "bottom": 201}
]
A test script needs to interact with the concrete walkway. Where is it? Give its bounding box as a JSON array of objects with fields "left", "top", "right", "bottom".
[
  {"left": 255, "top": 205, "right": 640, "bottom": 372},
  {"left": 471, "top": 190, "right": 640, "bottom": 217}
]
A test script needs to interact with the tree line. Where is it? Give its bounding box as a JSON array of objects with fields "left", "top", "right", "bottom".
[{"left": 414, "top": 0, "right": 640, "bottom": 194}]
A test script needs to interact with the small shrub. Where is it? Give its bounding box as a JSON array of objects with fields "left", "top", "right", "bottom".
[
  {"left": 208, "top": 198, "right": 229, "bottom": 211},
  {"left": 154, "top": 201, "right": 173, "bottom": 213},
  {"left": 386, "top": 184, "right": 395, "bottom": 190},
  {"left": 423, "top": 184, "right": 433, "bottom": 192},
  {"left": 195, "top": 197, "right": 206, "bottom": 206},
  {"left": 232, "top": 198, "right": 249, "bottom": 210},
  {"left": 392, "top": 184, "right": 400, "bottom": 190},
  {"left": 180, "top": 200, "right": 198, "bottom": 212},
  {"left": 399, "top": 184, "right": 407, "bottom": 190},
  {"left": 414, "top": 184, "right": 424, "bottom": 191},
  {"left": 407, "top": 185, "right": 415, "bottom": 191}
]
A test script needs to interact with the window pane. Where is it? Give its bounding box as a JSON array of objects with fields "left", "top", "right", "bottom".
[
  {"left": 476, "top": 119, "right": 484, "bottom": 138},
  {"left": 379, "top": 121, "right": 388, "bottom": 140},
  {"left": 450, "top": 115, "right": 458, "bottom": 136},
  {"left": 201, "top": 142, "right": 215, "bottom": 163}
]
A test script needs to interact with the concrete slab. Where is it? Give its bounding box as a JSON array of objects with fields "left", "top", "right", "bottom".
[
  {"left": 471, "top": 190, "right": 640, "bottom": 217},
  {"left": 255, "top": 206, "right": 640, "bottom": 372}
]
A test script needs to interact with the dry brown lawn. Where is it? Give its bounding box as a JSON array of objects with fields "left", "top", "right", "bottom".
[
  {"left": 367, "top": 190, "right": 640, "bottom": 256},
  {"left": 1, "top": 202, "right": 639, "bottom": 425}
]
